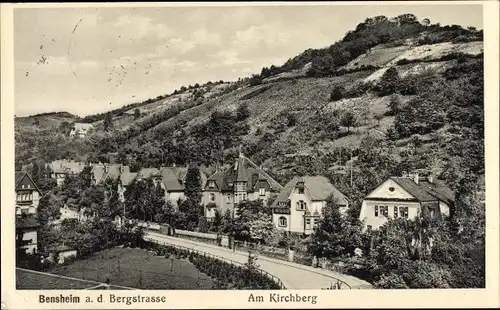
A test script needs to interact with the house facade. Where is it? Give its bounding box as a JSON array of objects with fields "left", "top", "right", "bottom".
[
  {"left": 271, "top": 176, "right": 349, "bottom": 235},
  {"left": 49, "top": 159, "right": 87, "bottom": 186},
  {"left": 202, "top": 153, "right": 283, "bottom": 220},
  {"left": 159, "top": 167, "right": 207, "bottom": 208},
  {"left": 359, "top": 174, "right": 454, "bottom": 231},
  {"left": 15, "top": 172, "right": 42, "bottom": 254},
  {"left": 90, "top": 163, "right": 130, "bottom": 185},
  {"left": 69, "top": 123, "right": 94, "bottom": 138}
]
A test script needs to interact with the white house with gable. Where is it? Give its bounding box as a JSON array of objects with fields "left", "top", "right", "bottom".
[
  {"left": 271, "top": 176, "right": 349, "bottom": 235},
  {"left": 359, "top": 173, "right": 454, "bottom": 231}
]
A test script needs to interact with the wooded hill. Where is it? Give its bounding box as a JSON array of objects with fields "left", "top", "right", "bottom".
[{"left": 16, "top": 14, "right": 484, "bottom": 202}]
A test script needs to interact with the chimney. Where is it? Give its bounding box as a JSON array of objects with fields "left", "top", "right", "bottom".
[
  {"left": 414, "top": 173, "right": 419, "bottom": 184},
  {"left": 427, "top": 175, "right": 434, "bottom": 184}
]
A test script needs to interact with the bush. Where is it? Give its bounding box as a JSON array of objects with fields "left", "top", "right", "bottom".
[
  {"left": 330, "top": 86, "right": 345, "bottom": 102},
  {"left": 375, "top": 273, "right": 409, "bottom": 289},
  {"left": 374, "top": 67, "right": 401, "bottom": 97},
  {"left": 143, "top": 241, "right": 282, "bottom": 289}
]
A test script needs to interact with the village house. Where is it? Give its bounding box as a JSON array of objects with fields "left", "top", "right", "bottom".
[
  {"left": 49, "top": 159, "right": 87, "bottom": 186},
  {"left": 90, "top": 163, "right": 130, "bottom": 185},
  {"left": 358, "top": 173, "right": 454, "bottom": 231},
  {"left": 271, "top": 176, "right": 349, "bottom": 235},
  {"left": 159, "top": 166, "right": 207, "bottom": 207},
  {"left": 202, "top": 152, "right": 283, "bottom": 220},
  {"left": 15, "top": 172, "right": 42, "bottom": 254},
  {"left": 47, "top": 245, "right": 78, "bottom": 264},
  {"left": 69, "top": 123, "right": 94, "bottom": 138},
  {"left": 118, "top": 171, "right": 138, "bottom": 202}
]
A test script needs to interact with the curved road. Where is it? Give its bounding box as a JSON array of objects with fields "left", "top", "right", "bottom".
[{"left": 145, "top": 231, "right": 372, "bottom": 289}]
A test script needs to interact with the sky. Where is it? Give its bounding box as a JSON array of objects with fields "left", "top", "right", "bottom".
[{"left": 13, "top": 3, "right": 483, "bottom": 117}]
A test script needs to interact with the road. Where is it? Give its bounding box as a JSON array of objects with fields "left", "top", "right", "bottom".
[{"left": 145, "top": 231, "right": 372, "bottom": 290}]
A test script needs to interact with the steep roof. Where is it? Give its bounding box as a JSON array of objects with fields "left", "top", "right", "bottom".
[
  {"left": 120, "top": 172, "right": 138, "bottom": 186},
  {"left": 389, "top": 177, "right": 455, "bottom": 204},
  {"left": 50, "top": 160, "right": 86, "bottom": 174},
  {"left": 206, "top": 154, "right": 282, "bottom": 192},
  {"left": 91, "top": 164, "right": 129, "bottom": 184},
  {"left": 271, "top": 176, "right": 348, "bottom": 207},
  {"left": 159, "top": 167, "right": 207, "bottom": 192},
  {"left": 136, "top": 168, "right": 160, "bottom": 179},
  {"left": 15, "top": 172, "right": 42, "bottom": 194},
  {"left": 15, "top": 171, "right": 26, "bottom": 186}
]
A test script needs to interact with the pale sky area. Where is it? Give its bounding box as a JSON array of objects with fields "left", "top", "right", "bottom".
[{"left": 14, "top": 4, "right": 483, "bottom": 117}]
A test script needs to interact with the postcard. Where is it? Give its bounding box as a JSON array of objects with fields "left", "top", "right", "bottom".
[{"left": 1, "top": 1, "right": 499, "bottom": 309}]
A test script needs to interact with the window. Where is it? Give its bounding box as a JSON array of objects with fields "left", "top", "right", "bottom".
[
  {"left": 278, "top": 217, "right": 287, "bottom": 227},
  {"left": 16, "top": 207, "right": 21, "bottom": 215},
  {"left": 243, "top": 193, "right": 247, "bottom": 201},
  {"left": 306, "top": 218, "right": 311, "bottom": 229},
  {"left": 389, "top": 187, "right": 395, "bottom": 192},
  {"left": 259, "top": 187, "right": 266, "bottom": 196},
  {"left": 313, "top": 218, "right": 319, "bottom": 226},
  {"left": 210, "top": 193, "right": 216, "bottom": 202},
  {"left": 374, "top": 205, "right": 378, "bottom": 217},
  {"left": 380, "top": 206, "right": 389, "bottom": 217},
  {"left": 367, "top": 225, "right": 372, "bottom": 230},
  {"left": 298, "top": 188, "right": 304, "bottom": 194},
  {"left": 226, "top": 194, "right": 231, "bottom": 204},
  {"left": 394, "top": 206, "right": 398, "bottom": 218},
  {"left": 209, "top": 181, "right": 215, "bottom": 189},
  {"left": 399, "top": 207, "right": 409, "bottom": 218},
  {"left": 297, "top": 200, "right": 307, "bottom": 211}
]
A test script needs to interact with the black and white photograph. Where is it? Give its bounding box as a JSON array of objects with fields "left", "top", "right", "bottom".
[{"left": 2, "top": 1, "right": 499, "bottom": 308}]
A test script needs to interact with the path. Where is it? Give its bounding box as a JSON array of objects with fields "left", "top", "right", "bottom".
[{"left": 145, "top": 231, "right": 372, "bottom": 289}]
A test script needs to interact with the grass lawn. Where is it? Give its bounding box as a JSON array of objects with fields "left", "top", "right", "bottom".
[
  {"left": 48, "top": 247, "right": 214, "bottom": 289},
  {"left": 16, "top": 269, "right": 97, "bottom": 289}
]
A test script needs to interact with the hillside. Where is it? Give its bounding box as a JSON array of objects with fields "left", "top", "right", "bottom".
[{"left": 15, "top": 14, "right": 484, "bottom": 204}]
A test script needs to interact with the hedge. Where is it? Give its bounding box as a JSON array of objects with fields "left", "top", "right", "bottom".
[{"left": 143, "top": 241, "right": 282, "bottom": 289}]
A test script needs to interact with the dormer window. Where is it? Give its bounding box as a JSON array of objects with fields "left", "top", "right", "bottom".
[
  {"left": 297, "top": 182, "right": 305, "bottom": 194},
  {"left": 259, "top": 187, "right": 265, "bottom": 196},
  {"left": 209, "top": 181, "right": 216, "bottom": 189}
]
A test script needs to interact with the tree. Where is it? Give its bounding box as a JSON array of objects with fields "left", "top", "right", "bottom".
[
  {"left": 387, "top": 94, "right": 402, "bottom": 115},
  {"left": 330, "top": 86, "right": 345, "bottom": 102},
  {"left": 340, "top": 111, "right": 356, "bottom": 132},
  {"left": 184, "top": 165, "right": 202, "bottom": 205},
  {"left": 376, "top": 67, "right": 401, "bottom": 97},
  {"left": 198, "top": 216, "right": 210, "bottom": 233},
  {"left": 236, "top": 102, "right": 251, "bottom": 121},
  {"left": 307, "top": 195, "right": 362, "bottom": 259},
  {"left": 37, "top": 193, "right": 62, "bottom": 225},
  {"left": 103, "top": 178, "right": 122, "bottom": 218},
  {"left": 249, "top": 74, "right": 262, "bottom": 86},
  {"left": 134, "top": 108, "right": 141, "bottom": 120},
  {"left": 103, "top": 113, "right": 113, "bottom": 132},
  {"left": 249, "top": 217, "right": 276, "bottom": 245}
]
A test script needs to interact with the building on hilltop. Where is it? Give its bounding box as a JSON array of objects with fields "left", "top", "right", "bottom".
[
  {"left": 358, "top": 173, "right": 454, "bottom": 231},
  {"left": 270, "top": 176, "right": 349, "bottom": 235},
  {"left": 49, "top": 159, "right": 87, "bottom": 186},
  {"left": 69, "top": 123, "right": 94, "bottom": 138},
  {"left": 202, "top": 152, "right": 283, "bottom": 220},
  {"left": 15, "top": 172, "right": 42, "bottom": 254}
]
